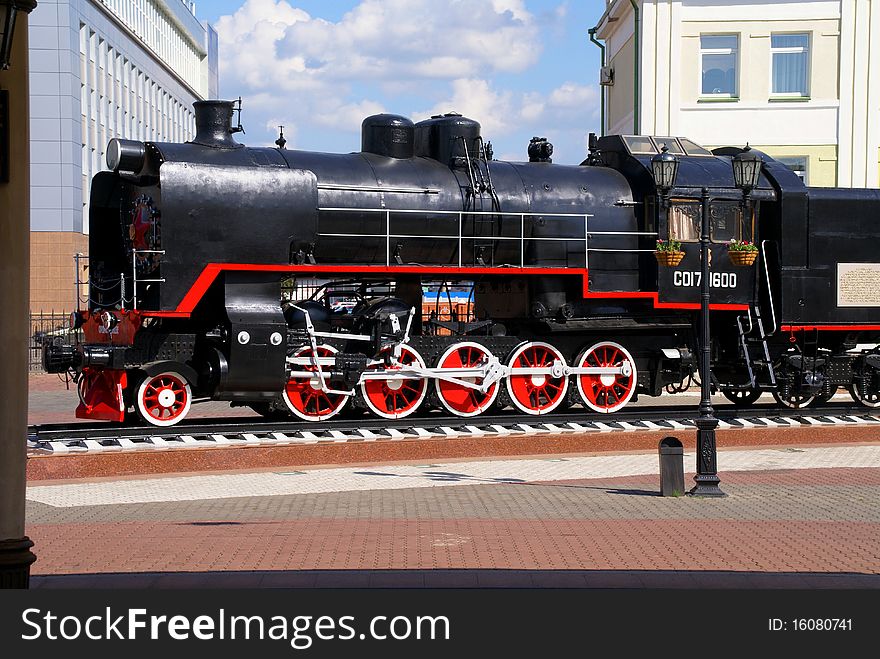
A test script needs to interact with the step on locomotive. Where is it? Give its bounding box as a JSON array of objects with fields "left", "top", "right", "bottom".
[{"left": 43, "top": 100, "right": 880, "bottom": 426}]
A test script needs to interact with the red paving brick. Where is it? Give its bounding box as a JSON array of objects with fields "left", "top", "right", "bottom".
[
  {"left": 25, "top": 462, "right": 880, "bottom": 588},
  {"left": 27, "top": 518, "right": 880, "bottom": 575}
]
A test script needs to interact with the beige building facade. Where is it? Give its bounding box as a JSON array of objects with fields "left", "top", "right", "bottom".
[{"left": 593, "top": 0, "right": 880, "bottom": 187}]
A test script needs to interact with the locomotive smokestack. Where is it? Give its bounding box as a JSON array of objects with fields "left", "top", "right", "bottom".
[{"left": 191, "top": 100, "right": 243, "bottom": 149}]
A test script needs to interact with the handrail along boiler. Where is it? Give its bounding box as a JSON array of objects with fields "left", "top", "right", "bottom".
[{"left": 43, "top": 100, "right": 880, "bottom": 426}]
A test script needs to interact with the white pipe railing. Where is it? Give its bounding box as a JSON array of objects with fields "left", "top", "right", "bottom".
[{"left": 131, "top": 249, "right": 166, "bottom": 310}]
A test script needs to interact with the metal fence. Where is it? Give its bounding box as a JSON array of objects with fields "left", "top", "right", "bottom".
[{"left": 29, "top": 311, "right": 76, "bottom": 372}]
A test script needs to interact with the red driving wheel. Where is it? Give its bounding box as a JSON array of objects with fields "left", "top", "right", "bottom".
[
  {"left": 435, "top": 342, "right": 499, "bottom": 417},
  {"left": 282, "top": 345, "right": 348, "bottom": 420},
  {"left": 575, "top": 341, "right": 637, "bottom": 414},
  {"left": 360, "top": 345, "right": 428, "bottom": 419},
  {"left": 505, "top": 341, "right": 568, "bottom": 415}
]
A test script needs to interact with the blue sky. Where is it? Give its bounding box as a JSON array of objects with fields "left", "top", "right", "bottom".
[{"left": 198, "top": 0, "right": 607, "bottom": 164}]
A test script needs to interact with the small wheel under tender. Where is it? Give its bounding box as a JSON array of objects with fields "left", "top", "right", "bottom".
[
  {"left": 360, "top": 345, "right": 428, "bottom": 419},
  {"left": 771, "top": 389, "right": 815, "bottom": 409},
  {"left": 849, "top": 382, "right": 880, "bottom": 408},
  {"left": 135, "top": 370, "right": 193, "bottom": 427},
  {"left": 434, "top": 341, "right": 500, "bottom": 417},
  {"left": 505, "top": 341, "right": 568, "bottom": 415},
  {"left": 282, "top": 345, "right": 349, "bottom": 421},
  {"left": 575, "top": 341, "right": 637, "bottom": 414},
  {"left": 721, "top": 388, "right": 761, "bottom": 406}
]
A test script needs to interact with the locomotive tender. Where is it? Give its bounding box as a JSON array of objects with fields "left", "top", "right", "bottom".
[{"left": 44, "top": 99, "right": 880, "bottom": 426}]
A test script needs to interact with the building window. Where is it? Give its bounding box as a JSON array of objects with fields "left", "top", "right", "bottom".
[
  {"left": 777, "top": 156, "right": 808, "bottom": 183},
  {"left": 700, "top": 34, "right": 738, "bottom": 97},
  {"left": 771, "top": 33, "right": 809, "bottom": 96}
]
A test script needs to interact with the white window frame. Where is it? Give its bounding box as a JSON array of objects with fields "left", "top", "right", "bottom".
[
  {"left": 699, "top": 34, "right": 739, "bottom": 98},
  {"left": 770, "top": 32, "right": 811, "bottom": 98}
]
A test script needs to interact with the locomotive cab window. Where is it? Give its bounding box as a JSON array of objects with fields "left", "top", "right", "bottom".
[
  {"left": 668, "top": 202, "right": 700, "bottom": 242},
  {"left": 667, "top": 200, "right": 752, "bottom": 243}
]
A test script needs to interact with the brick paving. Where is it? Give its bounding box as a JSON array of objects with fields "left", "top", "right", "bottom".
[
  {"left": 26, "top": 517, "right": 880, "bottom": 574},
  {"left": 25, "top": 373, "right": 880, "bottom": 587},
  {"left": 24, "top": 449, "right": 880, "bottom": 587},
  {"left": 26, "top": 445, "right": 880, "bottom": 506}
]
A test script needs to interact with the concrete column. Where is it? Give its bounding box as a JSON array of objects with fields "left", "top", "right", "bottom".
[{"left": 0, "top": 3, "right": 37, "bottom": 588}]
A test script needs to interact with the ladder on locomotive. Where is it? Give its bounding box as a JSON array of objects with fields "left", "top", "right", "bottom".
[
  {"left": 460, "top": 136, "right": 501, "bottom": 266},
  {"left": 735, "top": 306, "right": 776, "bottom": 389}
]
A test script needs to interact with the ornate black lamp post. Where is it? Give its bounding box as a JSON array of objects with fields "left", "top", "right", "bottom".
[
  {"left": 689, "top": 184, "right": 726, "bottom": 497},
  {"left": 651, "top": 144, "right": 727, "bottom": 497}
]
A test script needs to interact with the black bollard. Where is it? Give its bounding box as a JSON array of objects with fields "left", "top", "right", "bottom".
[{"left": 658, "top": 436, "right": 685, "bottom": 496}]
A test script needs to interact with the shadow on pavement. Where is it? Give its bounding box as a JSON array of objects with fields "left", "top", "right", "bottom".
[{"left": 28, "top": 569, "right": 880, "bottom": 589}]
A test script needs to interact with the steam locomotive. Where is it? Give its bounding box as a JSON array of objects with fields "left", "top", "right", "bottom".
[{"left": 43, "top": 100, "right": 880, "bottom": 427}]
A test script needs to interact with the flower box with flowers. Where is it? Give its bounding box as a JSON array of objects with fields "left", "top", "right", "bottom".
[
  {"left": 655, "top": 239, "right": 684, "bottom": 266},
  {"left": 727, "top": 239, "right": 758, "bottom": 266}
]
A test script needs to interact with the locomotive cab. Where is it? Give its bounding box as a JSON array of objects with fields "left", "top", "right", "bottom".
[{"left": 591, "top": 134, "right": 775, "bottom": 309}]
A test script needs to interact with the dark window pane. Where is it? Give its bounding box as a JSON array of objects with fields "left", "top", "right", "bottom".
[
  {"left": 623, "top": 135, "right": 657, "bottom": 155},
  {"left": 654, "top": 138, "right": 685, "bottom": 154},
  {"left": 702, "top": 53, "right": 736, "bottom": 94},
  {"left": 709, "top": 202, "right": 742, "bottom": 242}
]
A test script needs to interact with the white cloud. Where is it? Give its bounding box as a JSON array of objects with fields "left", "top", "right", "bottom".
[
  {"left": 312, "top": 99, "right": 387, "bottom": 130},
  {"left": 214, "top": 0, "right": 543, "bottom": 140},
  {"left": 211, "top": 1, "right": 597, "bottom": 162},
  {"left": 414, "top": 79, "right": 517, "bottom": 135},
  {"left": 415, "top": 80, "right": 599, "bottom": 139}
]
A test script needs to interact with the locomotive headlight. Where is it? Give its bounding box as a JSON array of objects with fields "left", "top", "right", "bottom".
[
  {"left": 106, "top": 138, "right": 146, "bottom": 173},
  {"left": 100, "top": 311, "right": 118, "bottom": 332},
  {"left": 68, "top": 311, "right": 84, "bottom": 330}
]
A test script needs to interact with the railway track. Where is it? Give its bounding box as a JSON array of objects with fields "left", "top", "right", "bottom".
[{"left": 27, "top": 403, "right": 880, "bottom": 456}]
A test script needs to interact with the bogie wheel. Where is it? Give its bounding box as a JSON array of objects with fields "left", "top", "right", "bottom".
[
  {"left": 135, "top": 371, "right": 192, "bottom": 427},
  {"left": 282, "top": 345, "right": 349, "bottom": 421},
  {"left": 771, "top": 390, "right": 815, "bottom": 409},
  {"left": 849, "top": 380, "right": 880, "bottom": 408},
  {"left": 721, "top": 388, "right": 761, "bottom": 406},
  {"left": 360, "top": 345, "right": 428, "bottom": 419},
  {"left": 575, "top": 341, "right": 637, "bottom": 414},
  {"left": 435, "top": 341, "right": 500, "bottom": 417},
  {"left": 505, "top": 341, "right": 568, "bottom": 415}
]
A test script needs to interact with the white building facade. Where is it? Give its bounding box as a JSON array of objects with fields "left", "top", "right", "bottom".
[
  {"left": 593, "top": 0, "right": 879, "bottom": 188},
  {"left": 29, "top": 0, "right": 218, "bottom": 313}
]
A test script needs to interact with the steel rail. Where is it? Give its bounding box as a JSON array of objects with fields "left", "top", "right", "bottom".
[{"left": 27, "top": 402, "right": 880, "bottom": 455}]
